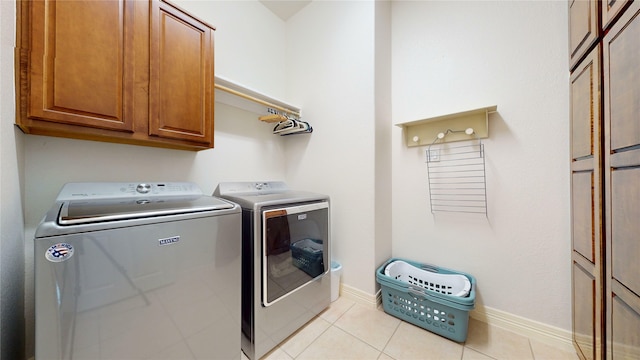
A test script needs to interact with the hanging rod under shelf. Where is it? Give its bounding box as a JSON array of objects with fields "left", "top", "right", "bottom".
[{"left": 214, "top": 75, "right": 301, "bottom": 118}]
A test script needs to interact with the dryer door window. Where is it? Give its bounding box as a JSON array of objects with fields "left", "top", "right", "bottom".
[{"left": 262, "top": 201, "right": 329, "bottom": 307}]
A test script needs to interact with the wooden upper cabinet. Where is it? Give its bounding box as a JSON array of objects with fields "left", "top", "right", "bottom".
[
  {"left": 16, "top": 0, "right": 215, "bottom": 151},
  {"left": 149, "top": 0, "right": 214, "bottom": 145},
  {"left": 26, "top": 0, "right": 135, "bottom": 132},
  {"left": 569, "top": 0, "right": 599, "bottom": 70}
]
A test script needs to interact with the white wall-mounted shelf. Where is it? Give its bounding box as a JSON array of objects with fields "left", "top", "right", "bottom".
[
  {"left": 396, "top": 105, "right": 497, "bottom": 147},
  {"left": 214, "top": 75, "right": 301, "bottom": 119}
]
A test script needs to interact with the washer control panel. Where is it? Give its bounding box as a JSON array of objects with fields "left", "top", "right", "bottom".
[{"left": 56, "top": 182, "right": 202, "bottom": 201}]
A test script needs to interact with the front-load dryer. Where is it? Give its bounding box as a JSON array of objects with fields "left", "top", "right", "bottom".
[
  {"left": 214, "top": 181, "right": 331, "bottom": 360},
  {"left": 34, "top": 182, "right": 241, "bottom": 360}
]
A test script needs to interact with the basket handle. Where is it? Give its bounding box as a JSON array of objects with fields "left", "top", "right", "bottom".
[
  {"left": 408, "top": 286, "right": 448, "bottom": 304},
  {"left": 420, "top": 264, "right": 439, "bottom": 273},
  {"left": 408, "top": 286, "right": 427, "bottom": 299}
]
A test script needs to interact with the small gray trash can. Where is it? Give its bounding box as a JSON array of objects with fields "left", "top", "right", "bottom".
[{"left": 331, "top": 260, "right": 342, "bottom": 301}]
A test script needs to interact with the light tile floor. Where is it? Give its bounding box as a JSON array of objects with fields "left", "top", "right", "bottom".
[{"left": 243, "top": 297, "right": 579, "bottom": 360}]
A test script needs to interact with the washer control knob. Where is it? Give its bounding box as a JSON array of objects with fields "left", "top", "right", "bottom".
[{"left": 136, "top": 183, "right": 151, "bottom": 194}]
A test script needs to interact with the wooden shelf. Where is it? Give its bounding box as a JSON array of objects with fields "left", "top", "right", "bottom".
[
  {"left": 214, "top": 76, "right": 301, "bottom": 118},
  {"left": 396, "top": 105, "right": 497, "bottom": 147}
]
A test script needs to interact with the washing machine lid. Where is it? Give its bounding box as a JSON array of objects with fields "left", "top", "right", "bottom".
[{"left": 58, "top": 195, "right": 234, "bottom": 225}]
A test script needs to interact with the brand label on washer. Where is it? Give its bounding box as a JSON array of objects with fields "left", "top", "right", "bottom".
[
  {"left": 158, "top": 236, "right": 180, "bottom": 246},
  {"left": 45, "top": 243, "right": 74, "bottom": 262}
]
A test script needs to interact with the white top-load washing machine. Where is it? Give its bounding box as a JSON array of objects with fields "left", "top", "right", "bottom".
[
  {"left": 214, "top": 181, "right": 331, "bottom": 360},
  {"left": 34, "top": 182, "right": 241, "bottom": 360}
]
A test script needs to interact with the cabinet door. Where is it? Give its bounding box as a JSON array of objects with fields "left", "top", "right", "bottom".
[
  {"left": 602, "top": 0, "right": 632, "bottom": 30},
  {"left": 603, "top": 2, "right": 640, "bottom": 359},
  {"left": 26, "top": 0, "right": 135, "bottom": 132},
  {"left": 568, "top": 0, "right": 599, "bottom": 70},
  {"left": 572, "top": 258, "right": 599, "bottom": 360},
  {"left": 570, "top": 47, "right": 603, "bottom": 360},
  {"left": 149, "top": 0, "right": 214, "bottom": 146}
]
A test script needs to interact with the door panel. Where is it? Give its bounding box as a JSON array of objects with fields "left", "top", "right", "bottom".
[
  {"left": 570, "top": 44, "right": 602, "bottom": 360},
  {"left": 609, "top": 282, "right": 640, "bottom": 359},
  {"left": 28, "top": 0, "right": 134, "bottom": 132},
  {"left": 603, "top": 3, "right": 640, "bottom": 359},
  {"left": 149, "top": 0, "right": 214, "bottom": 145},
  {"left": 571, "top": 49, "right": 599, "bottom": 160},
  {"left": 605, "top": 6, "right": 640, "bottom": 152},
  {"left": 573, "top": 259, "right": 596, "bottom": 360},
  {"left": 570, "top": 47, "right": 601, "bottom": 263},
  {"left": 602, "top": 0, "right": 631, "bottom": 30},
  {"left": 572, "top": 172, "right": 595, "bottom": 262},
  {"left": 610, "top": 167, "right": 640, "bottom": 296},
  {"left": 569, "top": 0, "right": 599, "bottom": 70}
]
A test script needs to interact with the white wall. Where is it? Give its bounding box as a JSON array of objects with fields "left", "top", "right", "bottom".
[
  {"left": 172, "top": 0, "right": 288, "bottom": 99},
  {"left": 391, "top": 1, "right": 570, "bottom": 329},
  {"left": 0, "top": 0, "right": 25, "bottom": 358},
  {"left": 374, "top": 0, "right": 393, "bottom": 273},
  {"left": 23, "top": 106, "right": 288, "bottom": 227},
  {"left": 284, "top": 1, "right": 383, "bottom": 294}
]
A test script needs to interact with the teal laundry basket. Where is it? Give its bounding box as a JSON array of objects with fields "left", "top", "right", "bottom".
[{"left": 376, "top": 258, "right": 476, "bottom": 342}]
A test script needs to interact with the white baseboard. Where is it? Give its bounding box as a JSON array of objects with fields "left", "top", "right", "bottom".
[
  {"left": 339, "top": 283, "right": 381, "bottom": 309},
  {"left": 341, "top": 284, "right": 575, "bottom": 353},
  {"left": 470, "top": 305, "right": 575, "bottom": 353}
]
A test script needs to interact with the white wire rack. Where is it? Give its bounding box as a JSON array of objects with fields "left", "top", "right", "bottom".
[{"left": 426, "top": 133, "right": 487, "bottom": 215}]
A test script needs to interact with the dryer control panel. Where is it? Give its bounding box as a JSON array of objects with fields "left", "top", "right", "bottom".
[{"left": 214, "top": 181, "right": 289, "bottom": 196}]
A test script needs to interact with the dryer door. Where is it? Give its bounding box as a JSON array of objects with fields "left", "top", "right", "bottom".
[{"left": 261, "top": 201, "right": 329, "bottom": 306}]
